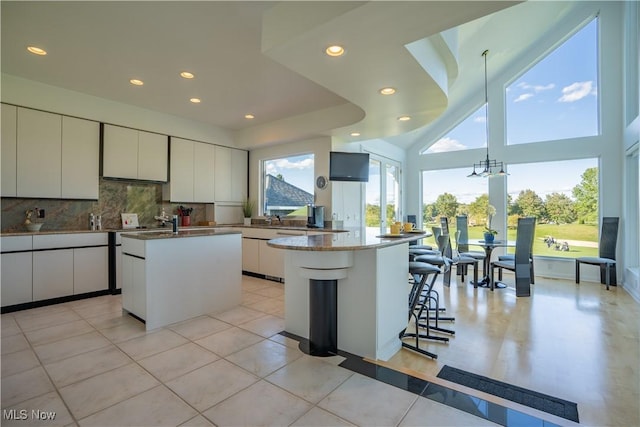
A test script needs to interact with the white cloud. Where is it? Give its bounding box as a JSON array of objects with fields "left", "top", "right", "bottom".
[
  {"left": 425, "top": 137, "right": 467, "bottom": 153},
  {"left": 516, "top": 82, "right": 555, "bottom": 92},
  {"left": 514, "top": 93, "right": 534, "bottom": 103},
  {"left": 473, "top": 115, "right": 486, "bottom": 123},
  {"left": 558, "top": 81, "right": 594, "bottom": 102}
]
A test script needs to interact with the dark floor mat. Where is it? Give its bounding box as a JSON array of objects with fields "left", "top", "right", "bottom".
[{"left": 437, "top": 365, "right": 579, "bottom": 423}]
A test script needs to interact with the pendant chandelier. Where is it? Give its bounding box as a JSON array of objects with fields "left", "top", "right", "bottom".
[{"left": 468, "top": 50, "right": 507, "bottom": 178}]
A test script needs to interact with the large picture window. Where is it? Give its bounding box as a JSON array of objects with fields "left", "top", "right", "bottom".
[
  {"left": 261, "top": 154, "right": 314, "bottom": 217},
  {"left": 506, "top": 18, "right": 599, "bottom": 145},
  {"left": 421, "top": 104, "right": 488, "bottom": 154}
]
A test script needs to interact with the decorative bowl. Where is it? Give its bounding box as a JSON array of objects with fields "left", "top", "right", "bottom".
[{"left": 25, "top": 223, "right": 43, "bottom": 232}]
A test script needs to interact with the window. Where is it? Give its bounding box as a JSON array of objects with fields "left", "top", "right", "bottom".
[
  {"left": 421, "top": 104, "right": 488, "bottom": 154},
  {"left": 506, "top": 18, "right": 599, "bottom": 145},
  {"left": 506, "top": 159, "right": 599, "bottom": 258},
  {"left": 262, "top": 154, "right": 314, "bottom": 217},
  {"left": 366, "top": 155, "right": 401, "bottom": 233}
]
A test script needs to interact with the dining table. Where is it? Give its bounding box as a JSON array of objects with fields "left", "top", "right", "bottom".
[{"left": 466, "top": 239, "right": 516, "bottom": 290}]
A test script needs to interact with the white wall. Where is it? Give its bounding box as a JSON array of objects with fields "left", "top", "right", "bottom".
[
  {"left": 1, "top": 74, "right": 234, "bottom": 147},
  {"left": 405, "top": 2, "right": 628, "bottom": 283}
]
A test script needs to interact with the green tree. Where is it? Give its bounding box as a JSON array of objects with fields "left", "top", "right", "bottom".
[
  {"left": 434, "top": 193, "right": 459, "bottom": 222},
  {"left": 468, "top": 194, "right": 489, "bottom": 225},
  {"left": 422, "top": 203, "right": 437, "bottom": 224},
  {"left": 545, "top": 193, "right": 577, "bottom": 224},
  {"left": 365, "top": 204, "right": 380, "bottom": 227},
  {"left": 514, "top": 189, "right": 545, "bottom": 219},
  {"left": 276, "top": 173, "right": 284, "bottom": 181},
  {"left": 572, "top": 167, "right": 598, "bottom": 223}
]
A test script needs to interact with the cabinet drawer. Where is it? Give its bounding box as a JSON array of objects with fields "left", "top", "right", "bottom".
[
  {"left": 1, "top": 235, "right": 33, "bottom": 252},
  {"left": 33, "top": 233, "right": 108, "bottom": 250}
]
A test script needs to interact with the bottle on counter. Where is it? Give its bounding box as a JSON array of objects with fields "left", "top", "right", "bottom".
[
  {"left": 96, "top": 215, "right": 102, "bottom": 231},
  {"left": 89, "top": 213, "right": 96, "bottom": 231},
  {"left": 172, "top": 215, "right": 179, "bottom": 234}
]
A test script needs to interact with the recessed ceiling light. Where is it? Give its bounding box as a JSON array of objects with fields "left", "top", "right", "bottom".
[
  {"left": 350, "top": 132, "right": 361, "bottom": 137},
  {"left": 379, "top": 87, "right": 396, "bottom": 95},
  {"left": 190, "top": 98, "right": 201, "bottom": 103},
  {"left": 27, "top": 46, "right": 47, "bottom": 56},
  {"left": 129, "top": 79, "right": 144, "bottom": 86},
  {"left": 325, "top": 45, "right": 345, "bottom": 57},
  {"left": 398, "top": 115, "right": 411, "bottom": 121},
  {"left": 180, "top": 71, "right": 195, "bottom": 79},
  {"left": 245, "top": 114, "right": 255, "bottom": 119}
]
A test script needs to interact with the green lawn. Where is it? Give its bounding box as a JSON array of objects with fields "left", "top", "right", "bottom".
[{"left": 421, "top": 221, "right": 599, "bottom": 259}]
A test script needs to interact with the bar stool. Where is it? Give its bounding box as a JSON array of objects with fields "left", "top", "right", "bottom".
[{"left": 400, "top": 261, "right": 444, "bottom": 359}]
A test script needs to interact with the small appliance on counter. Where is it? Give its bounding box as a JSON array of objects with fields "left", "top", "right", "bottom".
[
  {"left": 121, "top": 213, "right": 139, "bottom": 229},
  {"left": 307, "top": 204, "right": 325, "bottom": 228}
]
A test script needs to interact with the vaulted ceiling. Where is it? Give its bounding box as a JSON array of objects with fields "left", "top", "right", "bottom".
[{"left": 2, "top": 1, "right": 581, "bottom": 150}]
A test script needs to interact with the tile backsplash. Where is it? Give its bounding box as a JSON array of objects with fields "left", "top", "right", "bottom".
[{"left": 1, "top": 179, "right": 210, "bottom": 232}]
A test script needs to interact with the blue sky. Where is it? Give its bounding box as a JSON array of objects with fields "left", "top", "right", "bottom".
[{"left": 264, "top": 18, "right": 599, "bottom": 208}]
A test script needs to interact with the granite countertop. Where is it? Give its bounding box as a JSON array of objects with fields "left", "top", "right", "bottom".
[
  {"left": 267, "top": 228, "right": 430, "bottom": 251},
  {"left": 121, "top": 229, "right": 241, "bottom": 240}
]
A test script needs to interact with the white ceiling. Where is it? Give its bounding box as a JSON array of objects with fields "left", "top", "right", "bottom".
[{"left": 2, "top": 1, "right": 580, "bottom": 150}]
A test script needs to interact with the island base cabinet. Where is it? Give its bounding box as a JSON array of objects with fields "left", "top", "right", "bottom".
[
  {"left": 1, "top": 252, "right": 32, "bottom": 306},
  {"left": 242, "top": 238, "right": 260, "bottom": 273},
  {"left": 33, "top": 249, "right": 74, "bottom": 301},
  {"left": 259, "top": 240, "right": 284, "bottom": 278},
  {"left": 122, "top": 253, "right": 146, "bottom": 321}
]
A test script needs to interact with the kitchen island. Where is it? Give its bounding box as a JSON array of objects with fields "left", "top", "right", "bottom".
[
  {"left": 121, "top": 229, "right": 242, "bottom": 330},
  {"left": 268, "top": 229, "right": 426, "bottom": 361}
]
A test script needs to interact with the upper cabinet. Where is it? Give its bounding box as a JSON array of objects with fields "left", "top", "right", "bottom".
[
  {"left": 214, "top": 146, "right": 247, "bottom": 203},
  {"left": 102, "top": 124, "right": 168, "bottom": 182},
  {"left": 164, "top": 137, "right": 215, "bottom": 203},
  {"left": 62, "top": 116, "right": 100, "bottom": 199},
  {"left": 1, "top": 106, "right": 100, "bottom": 199},
  {"left": 1, "top": 104, "right": 17, "bottom": 197}
]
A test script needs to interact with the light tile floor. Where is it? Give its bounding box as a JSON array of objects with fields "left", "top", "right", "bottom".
[{"left": 1, "top": 273, "right": 638, "bottom": 426}]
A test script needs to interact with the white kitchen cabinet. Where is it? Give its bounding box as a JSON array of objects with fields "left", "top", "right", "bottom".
[
  {"left": 1, "top": 104, "right": 17, "bottom": 197},
  {"left": 122, "top": 252, "right": 146, "bottom": 320},
  {"left": 116, "top": 246, "right": 123, "bottom": 290},
  {"left": 33, "top": 249, "right": 74, "bottom": 301},
  {"left": 215, "top": 146, "right": 247, "bottom": 203},
  {"left": 1, "top": 252, "right": 33, "bottom": 306},
  {"left": 138, "top": 131, "right": 168, "bottom": 181},
  {"left": 231, "top": 149, "right": 248, "bottom": 202},
  {"left": 259, "top": 240, "right": 285, "bottom": 278},
  {"left": 165, "top": 138, "right": 215, "bottom": 203},
  {"left": 73, "top": 246, "right": 109, "bottom": 294},
  {"left": 103, "top": 125, "right": 138, "bottom": 179},
  {"left": 193, "top": 142, "right": 215, "bottom": 202},
  {"left": 214, "top": 145, "right": 232, "bottom": 202},
  {"left": 103, "top": 124, "right": 167, "bottom": 181},
  {"left": 62, "top": 116, "right": 100, "bottom": 199},
  {"left": 17, "top": 107, "right": 62, "bottom": 198},
  {"left": 166, "top": 137, "right": 194, "bottom": 202},
  {"left": 242, "top": 238, "right": 260, "bottom": 273}
]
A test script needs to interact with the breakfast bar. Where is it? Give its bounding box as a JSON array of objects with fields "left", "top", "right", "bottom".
[{"left": 268, "top": 229, "right": 425, "bottom": 361}]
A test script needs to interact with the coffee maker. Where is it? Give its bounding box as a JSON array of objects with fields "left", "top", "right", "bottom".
[{"left": 307, "top": 204, "right": 325, "bottom": 228}]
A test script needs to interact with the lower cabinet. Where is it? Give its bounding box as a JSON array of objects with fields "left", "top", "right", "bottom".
[
  {"left": 73, "top": 246, "right": 108, "bottom": 294},
  {"left": 242, "top": 238, "right": 260, "bottom": 273},
  {"left": 259, "top": 240, "right": 284, "bottom": 278},
  {"left": 1, "top": 252, "right": 32, "bottom": 306},
  {"left": 121, "top": 253, "right": 146, "bottom": 320},
  {"left": 33, "top": 249, "right": 74, "bottom": 301}
]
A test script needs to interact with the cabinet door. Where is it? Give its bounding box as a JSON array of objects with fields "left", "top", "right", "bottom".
[
  {"left": 17, "top": 108, "right": 62, "bottom": 198},
  {"left": 73, "top": 247, "right": 108, "bottom": 294},
  {"left": 242, "top": 238, "right": 260, "bottom": 273},
  {"left": 230, "top": 149, "right": 248, "bottom": 202},
  {"left": 1, "top": 104, "right": 17, "bottom": 197},
  {"left": 103, "top": 124, "right": 138, "bottom": 179},
  {"left": 259, "top": 240, "right": 284, "bottom": 278},
  {"left": 214, "top": 146, "right": 232, "bottom": 202},
  {"left": 121, "top": 253, "right": 146, "bottom": 320},
  {"left": 116, "top": 246, "right": 122, "bottom": 290},
  {"left": 168, "top": 137, "right": 194, "bottom": 202},
  {"left": 138, "top": 131, "right": 168, "bottom": 182},
  {"left": 33, "top": 249, "right": 74, "bottom": 301},
  {"left": 1, "top": 252, "right": 32, "bottom": 306},
  {"left": 194, "top": 142, "right": 215, "bottom": 203},
  {"left": 121, "top": 252, "right": 134, "bottom": 311},
  {"left": 62, "top": 116, "right": 99, "bottom": 199}
]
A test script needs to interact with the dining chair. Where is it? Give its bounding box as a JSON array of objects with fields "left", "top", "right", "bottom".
[
  {"left": 489, "top": 217, "right": 536, "bottom": 296},
  {"left": 497, "top": 218, "right": 536, "bottom": 284},
  {"left": 455, "top": 215, "right": 487, "bottom": 261},
  {"left": 575, "top": 217, "right": 619, "bottom": 290}
]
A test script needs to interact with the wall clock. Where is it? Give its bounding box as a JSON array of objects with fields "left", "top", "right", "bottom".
[{"left": 316, "top": 175, "right": 328, "bottom": 190}]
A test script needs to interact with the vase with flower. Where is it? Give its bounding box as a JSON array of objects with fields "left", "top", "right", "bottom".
[{"left": 484, "top": 204, "right": 498, "bottom": 243}]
